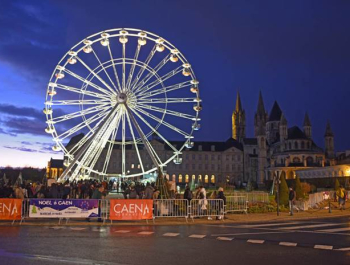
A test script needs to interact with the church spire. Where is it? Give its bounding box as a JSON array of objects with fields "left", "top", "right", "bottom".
[
  {"left": 235, "top": 91, "right": 243, "bottom": 112},
  {"left": 303, "top": 112, "right": 311, "bottom": 127},
  {"left": 232, "top": 91, "right": 245, "bottom": 142},
  {"left": 324, "top": 120, "right": 334, "bottom": 137},
  {"left": 257, "top": 91, "right": 266, "bottom": 115}
]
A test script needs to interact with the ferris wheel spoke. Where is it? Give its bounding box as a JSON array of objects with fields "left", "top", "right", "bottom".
[
  {"left": 57, "top": 109, "right": 110, "bottom": 141},
  {"left": 122, "top": 43, "right": 126, "bottom": 91},
  {"left": 64, "top": 68, "right": 114, "bottom": 97},
  {"left": 137, "top": 97, "right": 197, "bottom": 104},
  {"left": 125, "top": 44, "right": 141, "bottom": 91},
  {"left": 107, "top": 44, "right": 122, "bottom": 92},
  {"left": 102, "top": 113, "right": 122, "bottom": 175},
  {"left": 121, "top": 110, "right": 126, "bottom": 176},
  {"left": 129, "top": 107, "right": 179, "bottom": 153},
  {"left": 132, "top": 54, "right": 170, "bottom": 94},
  {"left": 129, "top": 44, "right": 157, "bottom": 92},
  {"left": 125, "top": 110, "right": 145, "bottom": 173},
  {"left": 54, "top": 84, "right": 110, "bottom": 100},
  {"left": 138, "top": 81, "right": 192, "bottom": 99},
  {"left": 137, "top": 103, "right": 196, "bottom": 120},
  {"left": 48, "top": 105, "right": 110, "bottom": 124},
  {"left": 126, "top": 106, "right": 162, "bottom": 167},
  {"left": 47, "top": 99, "right": 110, "bottom": 106},
  {"left": 91, "top": 48, "right": 118, "bottom": 92},
  {"left": 135, "top": 66, "right": 183, "bottom": 96},
  {"left": 76, "top": 56, "right": 117, "bottom": 95},
  {"left": 134, "top": 107, "right": 191, "bottom": 138}
]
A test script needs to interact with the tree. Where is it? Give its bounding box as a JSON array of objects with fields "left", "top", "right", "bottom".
[
  {"left": 295, "top": 176, "right": 304, "bottom": 200},
  {"left": 334, "top": 178, "right": 340, "bottom": 191},
  {"left": 277, "top": 174, "right": 289, "bottom": 206}
]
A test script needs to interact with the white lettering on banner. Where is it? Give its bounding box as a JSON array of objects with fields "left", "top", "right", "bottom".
[
  {"left": 58, "top": 201, "right": 73, "bottom": 206},
  {"left": 38, "top": 201, "right": 52, "bottom": 206},
  {"left": 113, "top": 203, "right": 150, "bottom": 215},
  {"left": 0, "top": 202, "right": 18, "bottom": 215}
]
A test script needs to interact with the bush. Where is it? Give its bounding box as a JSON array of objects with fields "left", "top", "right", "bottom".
[
  {"left": 301, "top": 182, "right": 311, "bottom": 196},
  {"left": 295, "top": 176, "right": 304, "bottom": 199},
  {"left": 277, "top": 174, "right": 289, "bottom": 206}
]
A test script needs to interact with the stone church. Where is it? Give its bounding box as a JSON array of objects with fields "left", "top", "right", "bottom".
[{"left": 233, "top": 91, "right": 336, "bottom": 185}]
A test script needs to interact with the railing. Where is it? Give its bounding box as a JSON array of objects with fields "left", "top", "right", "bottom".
[
  {"left": 153, "top": 199, "right": 189, "bottom": 222},
  {"left": 231, "top": 192, "right": 269, "bottom": 203},
  {"left": 189, "top": 199, "right": 224, "bottom": 221},
  {"left": 225, "top": 196, "right": 247, "bottom": 214}
]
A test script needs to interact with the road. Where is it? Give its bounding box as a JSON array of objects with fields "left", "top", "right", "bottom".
[{"left": 1, "top": 216, "right": 350, "bottom": 265}]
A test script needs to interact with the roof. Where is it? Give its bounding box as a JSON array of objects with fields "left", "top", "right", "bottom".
[
  {"left": 288, "top": 126, "right": 308, "bottom": 140},
  {"left": 50, "top": 158, "right": 63, "bottom": 168},
  {"left": 163, "top": 138, "right": 243, "bottom": 152},
  {"left": 66, "top": 133, "right": 84, "bottom": 148},
  {"left": 256, "top": 91, "right": 266, "bottom": 115},
  {"left": 324, "top": 121, "right": 334, "bottom": 137},
  {"left": 235, "top": 91, "right": 243, "bottom": 112},
  {"left": 268, "top": 101, "right": 282, "bottom": 122},
  {"left": 243, "top": 138, "right": 258, "bottom": 145}
]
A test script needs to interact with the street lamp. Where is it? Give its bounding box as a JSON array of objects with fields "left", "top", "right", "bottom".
[{"left": 274, "top": 171, "right": 281, "bottom": 216}]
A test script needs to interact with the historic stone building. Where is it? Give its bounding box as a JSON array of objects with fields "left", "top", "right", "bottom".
[{"left": 56, "top": 91, "right": 346, "bottom": 186}]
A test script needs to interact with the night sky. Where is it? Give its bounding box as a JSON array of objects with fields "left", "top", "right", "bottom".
[{"left": 1, "top": 0, "right": 350, "bottom": 168}]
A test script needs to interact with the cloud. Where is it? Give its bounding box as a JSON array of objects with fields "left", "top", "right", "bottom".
[
  {"left": 3, "top": 141, "right": 60, "bottom": 155},
  {"left": 3, "top": 145, "right": 40, "bottom": 153}
]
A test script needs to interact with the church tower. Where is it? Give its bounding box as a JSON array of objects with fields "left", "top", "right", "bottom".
[
  {"left": 324, "top": 121, "right": 335, "bottom": 159},
  {"left": 266, "top": 101, "right": 283, "bottom": 144},
  {"left": 254, "top": 91, "right": 267, "bottom": 185},
  {"left": 232, "top": 91, "right": 246, "bottom": 143},
  {"left": 279, "top": 113, "right": 288, "bottom": 142},
  {"left": 303, "top": 112, "right": 312, "bottom": 139}
]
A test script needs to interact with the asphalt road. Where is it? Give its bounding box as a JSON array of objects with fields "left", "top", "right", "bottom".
[{"left": 1, "top": 216, "right": 350, "bottom": 265}]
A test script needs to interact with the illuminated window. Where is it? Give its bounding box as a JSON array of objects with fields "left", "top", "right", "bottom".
[
  {"left": 172, "top": 174, "right": 176, "bottom": 181},
  {"left": 137, "top": 164, "right": 141, "bottom": 169},
  {"left": 166, "top": 174, "right": 170, "bottom": 180},
  {"left": 179, "top": 174, "right": 183, "bottom": 183},
  {"left": 192, "top": 175, "right": 195, "bottom": 181},
  {"left": 198, "top": 175, "right": 202, "bottom": 182},
  {"left": 131, "top": 164, "right": 134, "bottom": 169},
  {"left": 205, "top": 175, "right": 209, "bottom": 183},
  {"left": 185, "top": 174, "right": 189, "bottom": 183},
  {"left": 211, "top": 175, "right": 215, "bottom": 183}
]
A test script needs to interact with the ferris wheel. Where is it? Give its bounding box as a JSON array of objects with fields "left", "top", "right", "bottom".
[{"left": 44, "top": 28, "right": 202, "bottom": 182}]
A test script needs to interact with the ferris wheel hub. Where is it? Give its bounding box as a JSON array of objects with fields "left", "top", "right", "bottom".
[{"left": 117, "top": 93, "right": 127, "bottom": 104}]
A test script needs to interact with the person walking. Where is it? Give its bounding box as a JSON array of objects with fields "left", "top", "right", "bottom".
[
  {"left": 288, "top": 187, "right": 296, "bottom": 216},
  {"left": 337, "top": 185, "right": 346, "bottom": 210}
]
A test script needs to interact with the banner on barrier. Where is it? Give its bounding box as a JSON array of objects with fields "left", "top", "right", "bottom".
[
  {"left": 0, "top": 199, "right": 22, "bottom": 220},
  {"left": 29, "top": 199, "right": 100, "bottom": 218},
  {"left": 109, "top": 199, "right": 153, "bottom": 220}
]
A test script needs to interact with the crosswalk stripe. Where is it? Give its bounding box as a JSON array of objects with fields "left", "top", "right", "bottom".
[
  {"left": 138, "top": 231, "right": 154, "bottom": 235},
  {"left": 114, "top": 230, "right": 131, "bottom": 233},
  {"left": 317, "top": 227, "right": 350, "bottom": 233},
  {"left": 247, "top": 239, "right": 265, "bottom": 244},
  {"left": 70, "top": 227, "right": 86, "bottom": 231},
  {"left": 238, "top": 222, "right": 304, "bottom": 228},
  {"left": 335, "top": 247, "right": 350, "bottom": 251},
  {"left": 189, "top": 234, "right": 206, "bottom": 238},
  {"left": 217, "top": 237, "right": 233, "bottom": 241},
  {"left": 278, "top": 223, "right": 338, "bottom": 230},
  {"left": 163, "top": 233, "right": 180, "bottom": 237},
  {"left": 279, "top": 242, "right": 297, "bottom": 247},
  {"left": 314, "top": 245, "right": 333, "bottom": 250}
]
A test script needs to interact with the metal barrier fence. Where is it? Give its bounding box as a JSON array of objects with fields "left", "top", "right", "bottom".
[
  {"left": 225, "top": 196, "right": 248, "bottom": 214},
  {"left": 232, "top": 192, "right": 269, "bottom": 203},
  {"left": 153, "top": 199, "right": 189, "bottom": 222},
  {"left": 189, "top": 199, "right": 224, "bottom": 221}
]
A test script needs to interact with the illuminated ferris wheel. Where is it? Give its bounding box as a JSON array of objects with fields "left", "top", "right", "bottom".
[{"left": 44, "top": 28, "right": 202, "bottom": 182}]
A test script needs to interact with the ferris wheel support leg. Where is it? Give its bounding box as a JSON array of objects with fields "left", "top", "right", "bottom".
[{"left": 57, "top": 104, "right": 120, "bottom": 183}]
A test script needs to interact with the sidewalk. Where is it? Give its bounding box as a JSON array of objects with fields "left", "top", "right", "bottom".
[{"left": 1, "top": 205, "right": 350, "bottom": 227}]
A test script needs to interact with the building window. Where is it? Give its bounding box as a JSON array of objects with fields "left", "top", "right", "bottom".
[
  {"left": 192, "top": 164, "right": 195, "bottom": 170},
  {"left": 293, "top": 157, "right": 301, "bottom": 163},
  {"left": 199, "top": 164, "right": 202, "bottom": 170},
  {"left": 178, "top": 174, "right": 183, "bottom": 183},
  {"left": 253, "top": 149, "right": 256, "bottom": 155},
  {"left": 211, "top": 145, "right": 215, "bottom": 151},
  {"left": 205, "top": 175, "right": 209, "bottom": 183},
  {"left": 198, "top": 175, "right": 202, "bottom": 182},
  {"left": 185, "top": 174, "right": 189, "bottom": 183},
  {"left": 289, "top": 142, "right": 292, "bottom": 149},
  {"left": 211, "top": 175, "right": 215, "bottom": 183},
  {"left": 237, "top": 156, "right": 241, "bottom": 162},
  {"left": 172, "top": 174, "right": 176, "bottom": 182},
  {"left": 211, "top": 155, "right": 215, "bottom": 160},
  {"left": 205, "top": 155, "right": 208, "bottom": 160},
  {"left": 131, "top": 164, "right": 134, "bottom": 169},
  {"left": 294, "top": 141, "right": 298, "bottom": 149},
  {"left": 301, "top": 141, "right": 305, "bottom": 149},
  {"left": 212, "top": 164, "right": 215, "bottom": 170},
  {"left": 198, "top": 145, "right": 202, "bottom": 151},
  {"left": 186, "top": 164, "right": 189, "bottom": 169},
  {"left": 137, "top": 164, "right": 141, "bottom": 169},
  {"left": 192, "top": 154, "right": 195, "bottom": 159},
  {"left": 192, "top": 175, "right": 195, "bottom": 181},
  {"left": 226, "top": 164, "right": 229, "bottom": 170},
  {"left": 199, "top": 154, "right": 202, "bottom": 160},
  {"left": 205, "top": 164, "right": 208, "bottom": 170}
]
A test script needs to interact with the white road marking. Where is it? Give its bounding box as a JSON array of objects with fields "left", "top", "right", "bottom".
[
  {"left": 317, "top": 227, "right": 350, "bottom": 233},
  {"left": 211, "top": 231, "right": 292, "bottom": 237},
  {"left": 217, "top": 237, "right": 233, "bottom": 241},
  {"left": 279, "top": 242, "right": 297, "bottom": 247},
  {"left": 189, "top": 234, "right": 206, "bottom": 238},
  {"left": 114, "top": 230, "right": 131, "bottom": 233},
  {"left": 247, "top": 239, "right": 265, "bottom": 244},
  {"left": 138, "top": 231, "right": 154, "bottom": 235},
  {"left": 314, "top": 245, "right": 333, "bottom": 250},
  {"left": 278, "top": 223, "right": 339, "bottom": 230},
  {"left": 50, "top": 227, "right": 65, "bottom": 230},
  {"left": 70, "top": 227, "right": 87, "bottom": 231},
  {"left": 163, "top": 233, "right": 180, "bottom": 237},
  {"left": 237, "top": 222, "right": 304, "bottom": 228},
  {"left": 335, "top": 247, "right": 350, "bottom": 251}
]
